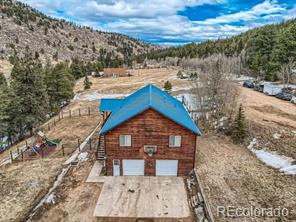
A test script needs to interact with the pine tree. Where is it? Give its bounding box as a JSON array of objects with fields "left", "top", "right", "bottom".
[
  {"left": 84, "top": 74, "right": 92, "bottom": 90},
  {"left": 0, "top": 83, "right": 18, "bottom": 144},
  {"left": 45, "top": 62, "right": 74, "bottom": 112},
  {"left": 231, "top": 104, "right": 247, "bottom": 144},
  {"left": 70, "top": 57, "right": 84, "bottom": 79},
  {"left": 164, "top": 80, "right": 172, "bottom": 92},
  {"left": 10, "top": 59, "right": 49, "bottom": 136}
]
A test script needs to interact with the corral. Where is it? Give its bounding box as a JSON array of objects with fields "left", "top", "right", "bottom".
[{"left": 93, "top": 176, "right": 192, "bottom": 221}]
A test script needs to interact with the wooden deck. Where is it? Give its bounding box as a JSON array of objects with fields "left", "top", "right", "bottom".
[{"left": 93, "top": 176, "right": 192, "bottom": 221}]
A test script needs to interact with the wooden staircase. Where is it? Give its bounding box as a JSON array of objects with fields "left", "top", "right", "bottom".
[{"left": 97, "top": 135, "right": 106, "bottom": 160}]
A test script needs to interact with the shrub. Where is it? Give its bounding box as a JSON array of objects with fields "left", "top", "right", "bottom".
[{"left": 163, "top": 80, "right": 172, "bottom": 92}]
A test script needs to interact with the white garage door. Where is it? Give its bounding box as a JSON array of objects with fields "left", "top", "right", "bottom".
[
  {"left": 156, "top": 160, "right": 178, "bottom": 176},
  {"left": 122, "top": 160, "right": 145, "bottom": 176}
]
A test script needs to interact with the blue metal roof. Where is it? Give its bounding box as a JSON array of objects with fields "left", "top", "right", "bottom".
[
  {"left": 100, "top": 98, "right": 124, "bottom": 112},
  {"left": 99, "top": 84, "right": 202, "bottom": 135}
]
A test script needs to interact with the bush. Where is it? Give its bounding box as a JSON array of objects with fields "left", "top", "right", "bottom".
[
  {"left": 84, "top": 75, "right": 92, "bottom": 89},
  {"left": 163, "top": 80, "right": 172, "bottom": 92}
]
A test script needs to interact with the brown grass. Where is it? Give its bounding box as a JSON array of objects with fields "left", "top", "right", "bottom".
[
  {"left": 0, "top": 158, "right": 65, "bottom": 222},
  {"left": 32, "top": 155, "right": 102, "bottom": 222},
  {"left": 196, "top": 135, "right": 296, "bottom": 222}
]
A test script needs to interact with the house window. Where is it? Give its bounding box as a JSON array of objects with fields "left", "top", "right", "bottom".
[
  {"left": 119, "top": 135, "right": 131, "bottom": 147},
  {"left": 169, "top": 135, "right": 181, "bottom": 147}
]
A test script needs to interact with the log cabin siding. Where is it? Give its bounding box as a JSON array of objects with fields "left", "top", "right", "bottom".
[{"left": 105, "top": 108, "right": 197, "bottom": 176}]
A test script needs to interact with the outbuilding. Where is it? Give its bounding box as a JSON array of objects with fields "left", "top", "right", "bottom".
[
  {"left": 102, "top": 68, "right": 127, "bottom": 78},
  {"left": 98, "top": 84, "right": 201, "bottom": 176},
  {"left": 263, "top": 83, "right": 282, "bottom": 95}
]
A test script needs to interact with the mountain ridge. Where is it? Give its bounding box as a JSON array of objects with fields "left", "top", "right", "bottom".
[{"left": 0, "top": 0, "right": 156, "bottom": 64}]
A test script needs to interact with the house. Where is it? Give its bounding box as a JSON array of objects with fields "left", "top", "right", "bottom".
[
  {"left": 103, "top": 68, "right": 127, "bottom": 78},
  {"left": 98, "top": 84, "right": 201, "bottom": 176}
]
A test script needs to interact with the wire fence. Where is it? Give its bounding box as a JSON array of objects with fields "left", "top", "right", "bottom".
[
  {"left": 11, "top": 136, "right": 100, "bottom": 163},
  {"left": 1, "top": 107, "right": 100, "bottom": 153},
  {"left": 39, "top": 107, "right": 99, "bottom": 133}
]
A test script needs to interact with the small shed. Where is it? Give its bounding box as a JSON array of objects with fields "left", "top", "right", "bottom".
[
  {"left": 103, "top": 68, "right": 127, "bottom": 78},
  {"left": 263, "top": 84, "right": 282, "bottom": 95}
]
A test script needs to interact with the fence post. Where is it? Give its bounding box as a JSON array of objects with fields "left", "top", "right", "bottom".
[
  {"left": 17, "top": 146, "right": 20, "bottom": 155},
  {"left": 25, "top": 140, "right": 28, "bottom": 148},
  {"left": 88, "top": 107, "right": 90, "bottom": 116},
  {"left": 21, "top": 150, "right": 23, "bottom": 161},
  {"left": 89, "top": 138, "right": 92, "bottom": 150},
  {"left": 69, "top": 110, "right": 72, "bottom": 118},
  {"left": 62, "top": 144, "right": 65, "bottom": 157},
  {"left": 10, "top": 150, "right": 13, "bottom": 162},
  {"left": 41, "top": 146, "right": 44, "bottom": 158}
]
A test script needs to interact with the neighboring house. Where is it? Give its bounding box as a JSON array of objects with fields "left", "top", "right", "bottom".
[
  {"left": 98, "top": 84, "right": 201, "bottom": 176},
  {"left": 103, "top": 68, "right": 127, "bottom": 78}
]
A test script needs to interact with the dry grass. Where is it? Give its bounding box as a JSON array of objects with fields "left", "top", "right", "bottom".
[
  {"left": 0, "top": 59, "right": 13, "bottom": 80},
  {"left": 74, "top": 68, "right": 183, "bottom": 94},
  {"left": 195, "top": 86, "right": 296, "bottom": 222},
  {"left": 0, "top": 158, "right": 65, "bottom": 222},
  {"left": 0, "top": 115, "right": 100, "bottom": 161},
  {"left": 196, "top": 135, "right": 296, "bottom": 222},
  {"left": 32, "top": 155, "right": 102, "bottom": 222}
]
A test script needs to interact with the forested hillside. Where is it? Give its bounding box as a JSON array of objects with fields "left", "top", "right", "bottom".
[
  {"left": 141, "top": 19, "right": 296, "bottom": 81},
  {"left": 0, "top": 0, "right": 155, "bottom": 66}
]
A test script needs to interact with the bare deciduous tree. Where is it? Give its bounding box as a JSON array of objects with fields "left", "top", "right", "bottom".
[
  {"left": 278, "top": 58, "right": 296, "bottom": 87},
  {"left": 192, "top": 54, "right": 239, "bottom": 132}
]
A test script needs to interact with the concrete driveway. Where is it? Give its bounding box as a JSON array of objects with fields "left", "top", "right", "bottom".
[{"left": 93, "top": 176, "right": 192, "bottom": 221}]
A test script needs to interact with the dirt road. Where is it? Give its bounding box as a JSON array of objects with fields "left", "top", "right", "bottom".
[{"left": 240, "top": 87, "right": 296, "bottom": 128}]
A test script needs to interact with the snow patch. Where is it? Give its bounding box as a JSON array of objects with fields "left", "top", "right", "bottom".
[
  {"left": 45, "top": 193, "right": 56, "bottom": 204},
  {"left": 247, "top": 138, "right": 296, "bottom": 175},
  {"left": 272, "top": 133, "right": 281, "bottom": 139},
  {"left": 247, "top": 138, "right": 257, "bottom": 150},
  {"left": 73, "top": 92, "right": 127, "bottom": 102},
  {"left": 280, "top": 165, "right": 296, "bottom": 175},
  {"left": 172, "top": 85, "right": 193, "bottom": 92},
  {"left": 253, "top": 150, "right": 293, "bottom": 169},
  {"left": 78, "top": 152, "right": 88, "bottom": 162},
  {"left": 175, "top": 93, "right": 199, "bottom": 110}
]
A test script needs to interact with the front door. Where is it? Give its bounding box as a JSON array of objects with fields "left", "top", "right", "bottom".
[{"left": 113, "top": 159, "right": 120, "bottom": 176}]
